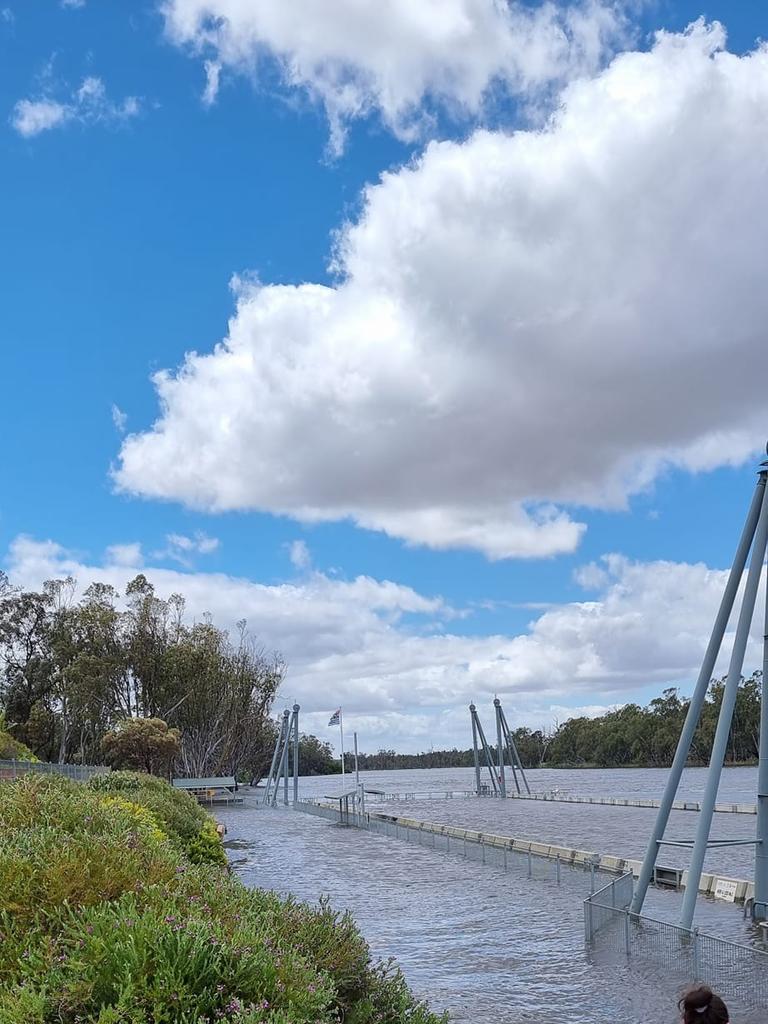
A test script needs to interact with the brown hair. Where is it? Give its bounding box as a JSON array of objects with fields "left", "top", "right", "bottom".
[{"left": 678, "top": 986, "right": 729, "bottom": 1024}]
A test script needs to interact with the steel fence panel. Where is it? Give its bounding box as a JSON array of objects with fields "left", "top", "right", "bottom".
[
  {"left": 0, "top": 759, "right": 109, "bottom": 783},
  {"left": 584, "top": 875, "right": 768, "bottom": 1014}
]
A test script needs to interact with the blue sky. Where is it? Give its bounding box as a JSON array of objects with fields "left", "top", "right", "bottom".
[{"left": 1, "top": 1, "right": 767, "bottom": 751}]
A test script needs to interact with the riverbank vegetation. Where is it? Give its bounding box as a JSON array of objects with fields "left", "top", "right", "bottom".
[
  {"left": 352, "top": 674, "right": 763, "bottom": 771},
  {"left": 0, "top": 771, "right": 445, "bottom": 1024}
]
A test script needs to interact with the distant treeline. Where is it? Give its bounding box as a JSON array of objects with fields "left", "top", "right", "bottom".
[{"left": 347, "top": 674, "right": 763, "bottom": 771}]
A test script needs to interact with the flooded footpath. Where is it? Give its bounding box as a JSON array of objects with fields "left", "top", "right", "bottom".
[{"left": 216, "top": 768, "right": 766, "bottom": 1024}]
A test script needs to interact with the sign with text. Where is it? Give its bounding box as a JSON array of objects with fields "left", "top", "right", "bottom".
[{"left": 714, "top": 878, "right": 739, "bottom": 902}]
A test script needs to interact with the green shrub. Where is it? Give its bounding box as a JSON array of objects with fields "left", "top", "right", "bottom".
[
  {"left": 88, "top": 771, "right": 225, "bottom": 865},
  {"left": 0, "top": 730, "right": 38, "bottom": 762},
  {"left": 2, "top": 892, "right": 334, "bottom": 1024},
  {"left": 0, "top": 774, "right": 447, "bottom": 1024},
  {"left": 0, "top": 776, "right": 177, "bottom": 938}
]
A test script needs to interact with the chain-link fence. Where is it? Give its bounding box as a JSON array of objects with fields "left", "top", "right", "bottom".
[
  {"left": 0, "top": 759, "right": 109, "bottom": 783},
  {"left": 296, "top": 799, "right": 601, "bottom": 887},
  {"left": 585, "top": 875, "right": 768, "bottom": 1012}
]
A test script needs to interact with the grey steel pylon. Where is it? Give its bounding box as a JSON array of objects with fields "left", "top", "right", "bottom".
[
  {"left": 469, "top": 703, "right": 500, "bottom": 794},
  {"left": 263, "top": 705, "right": 300, "bottom": 807},
  {"left": 469, "top": 700, "right": 530, "bottom": 797},
  {"left": 630, "top": 449, "right": 768, "bottom": 927},
  {"left": 496, "top": 698, "right": 530, "bottom": 795}
]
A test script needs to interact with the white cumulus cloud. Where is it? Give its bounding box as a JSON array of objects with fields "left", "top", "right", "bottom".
[
  {"left": 105, "top": 542, "right": 144, "bottom": 568},
  {"left": 162, "top": 0, "right": 627, "bottom": 150},
  {"left": 116, "top": 24, "right": 768, "bottom": 560},
  {"left": 12, "top": 98, "right": 71, "bottom": 137},
  {"left": 4, "top": 535, "right": 764, "bottom": 751}
]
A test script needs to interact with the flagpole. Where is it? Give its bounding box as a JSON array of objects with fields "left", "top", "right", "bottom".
[{"left": 339, "top": 710, "right": 345, "bottom": 784}]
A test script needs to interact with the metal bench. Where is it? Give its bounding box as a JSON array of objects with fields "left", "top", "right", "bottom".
[{"left": 172, "top": 776, "right": 242, "bottom": 805}]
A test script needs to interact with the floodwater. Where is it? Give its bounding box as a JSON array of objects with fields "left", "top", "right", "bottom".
[{"left": 216, "top": 767, "right": 766, "bottom": 1024}]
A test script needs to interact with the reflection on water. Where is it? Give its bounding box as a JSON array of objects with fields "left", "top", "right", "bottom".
[{"left": 216, "top": 767, "right": 765, "bottom": 1024}]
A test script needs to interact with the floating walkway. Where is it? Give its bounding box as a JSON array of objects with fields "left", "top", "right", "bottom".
[
  {"left": 295, "top": 799, "right": 756, "bottom": 906},
  {"left": 367, "top": 788, "right": 757, "bottom": 815}
]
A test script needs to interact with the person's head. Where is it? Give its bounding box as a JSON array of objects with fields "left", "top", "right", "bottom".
[{"left": 678, "top": 985, "right": 729, "bottom": 1024}]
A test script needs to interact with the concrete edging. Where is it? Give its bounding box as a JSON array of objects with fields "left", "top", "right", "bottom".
[{"left": 295, "top": 800, "right": 754, "bottom": 904}]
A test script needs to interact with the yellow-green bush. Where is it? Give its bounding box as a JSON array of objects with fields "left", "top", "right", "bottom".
[
  {"left": 0, "top": 730, "right": 37, "bottom": 761},
  {"left": 88, "top": 770, "right": 225, "bottom": 864}
]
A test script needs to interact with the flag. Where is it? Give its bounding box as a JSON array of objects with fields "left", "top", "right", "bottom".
[{"left": 328, "top": 708, "right": 341, "bottom": 726}]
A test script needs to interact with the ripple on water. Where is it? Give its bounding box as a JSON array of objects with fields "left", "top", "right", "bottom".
[{"left": 215, "top": 798, "right": 765, "bottom": 1024}]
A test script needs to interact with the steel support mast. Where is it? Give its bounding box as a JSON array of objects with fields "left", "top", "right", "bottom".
[{"left": 630, "top": 450, "right": 768, "bottom": 926}]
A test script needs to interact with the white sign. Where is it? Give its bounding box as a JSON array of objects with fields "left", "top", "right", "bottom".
[{"left": 714, "top": 879, "right": 738, "bottom": 902}]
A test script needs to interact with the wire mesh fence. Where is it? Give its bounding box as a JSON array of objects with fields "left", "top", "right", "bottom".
[
  {"left": 584, "top": 875, "right": 768, "bottom": 1012},
  {"left": 296, "top": 799, "right": 597, "bottom": 887},
  {"left": 0, "top": 759, "right": 109, "bottom": 783}
]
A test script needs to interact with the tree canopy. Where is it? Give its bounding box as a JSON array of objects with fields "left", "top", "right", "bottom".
[{"left": 0, "top": 572, "right": 283, "bottom": 780}]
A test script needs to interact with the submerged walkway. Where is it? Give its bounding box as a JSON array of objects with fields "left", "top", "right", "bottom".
[
  {"left": 369, "top": 788, "right": 757, "bottom": 814},
  {"left": 298, "top": 799, "right": 757, "bottom": 905}
]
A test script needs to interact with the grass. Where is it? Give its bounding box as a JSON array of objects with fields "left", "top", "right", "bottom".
[{"left": 0, "top": 772, "right": 446, "bottom": 1024}]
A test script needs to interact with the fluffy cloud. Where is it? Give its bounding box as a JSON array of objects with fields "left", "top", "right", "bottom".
[
  {"left": 12, "top": 98, "right": 71, "bottom": 137},
  {"left": 4, "top": 535, "right": 763, "bottom": 751},
  {"left": 104, "top": 542, "right": 144, "bottom": 568},
  {"left": 11, "top": 76, "right": 139, "bottom": 137},
  {"left": 116, "top": 24, "right": 768, "bottom": 559},
  {"left": 162, "top": 0, "right": 626, "bottom": 149},
  {"left": 154, "top": 531, "right": 220, "bottom": 566},
  {"left": 287, "top": 539, "right": 311, "bottom": 571}
]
